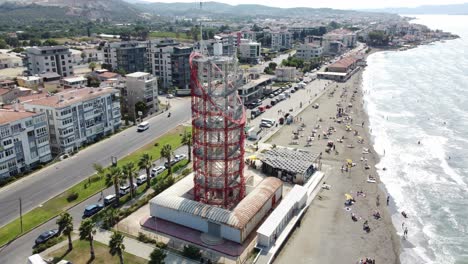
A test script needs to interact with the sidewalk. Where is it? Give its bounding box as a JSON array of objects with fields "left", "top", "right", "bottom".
[{"left": 94, "top": 229, "right": 198, "bottom": 264}]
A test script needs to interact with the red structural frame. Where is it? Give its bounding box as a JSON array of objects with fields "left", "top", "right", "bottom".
[{"left": 189, "top": 51, "right": 246, "bottom": 209}]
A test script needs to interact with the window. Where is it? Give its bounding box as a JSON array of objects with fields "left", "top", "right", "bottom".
[
  {"left": 34, "top": 115, "right": 46, "bottom": 124},
  {"left": 38, "top": 146, "right": 49, "bottom": 154},
  {"left": 60, "top": 109, "right": 72, "bottom": 116},
  {"left": 37, "top": 137, "right": 48, "bottom": 144},
  {"left": 0, "top": 126, "right": 10, "bottom": 137},
  {"left": 36, "top": 127, "right": 47, "bottom": 137},
  {"left": 4, "top": 148, "right": 14, "bottom": 157},
  {"left": 0, "top": 163, "right": 7, "bottom": 171},
  {"left": 7, "top": 160, "right": 16, "bottom": 168},
  {"left": 44, "top": 56, "right": 48, "bottom": 60},
  {"left": 62, "top": 118, "right": 73, "bottom": 126},
  {"left": 61, "top": 55, "right": 64, "bottom": 60},
  {"left": 11, "top": 124, "right": 22, "bottom": 133},
  {"left": 3, "top": 139, "right": 12, "bottom": 146}
]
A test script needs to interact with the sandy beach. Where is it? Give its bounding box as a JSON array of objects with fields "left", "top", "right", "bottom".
[{"left": 271, "top": 62, "right": 401, "bottom": 263}]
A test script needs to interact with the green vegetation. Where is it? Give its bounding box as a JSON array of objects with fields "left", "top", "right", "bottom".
[
  {"left": 48, "top": 240, "right": 147, "bottom": 264},
  {"left": 263, "top": 62, "right": 277, "bottom": 75},
  {"left": 182, "top": 245, "right": 202, "bottom": 261},
  {"left": 0, "top": 126, "right": 189, "bottom": 247},
  {"left": 367, "top": 30, "right": 390, "bottom": 46},
  {"left": 149, "top": 31, "right": 192, "bottom": 41},
  {"left": 32, "top": 235, "right": 66, "bottom": 254},
  {"left": 282, "top": 56, "right": 322, "bottom": 73},
  {"left": 149, "top": 248, "right": 167, "bottom": 264},
  {"left": 56, "top": 212, "right": 74, "bottom": 251},
  {"left": 79, "top": 218, "right": 97, "bottom": 260},
  {"left": 109, "top": 232, "right": 126, "bottom": 264}
]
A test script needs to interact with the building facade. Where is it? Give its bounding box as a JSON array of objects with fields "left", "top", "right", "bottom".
[
  {"left": 103, "top": 41, "right": 147, "bottom": 73},
  {"left": 0, "top": 110, "right": 52, "bottom": 178},
  {"left": 270, "top": 31, "right": 292, "bottom": 51},
  {"left": 238, "top": 39, "right": 261, "bottom": 64},
  {"left": 275, "top": 67, "right": 297, "bottom": 82},
  {"left": 23, "top": 46, "right": 74, "bottom": 77},
  {"left": 23, "top": 87, "right": 121, "bottom": 155},
  {"left": 296, "top": 44, "right": 323, "bottom": 60},
  {"left": 123, "top": 72, "right": 159, "bottom": 121}
]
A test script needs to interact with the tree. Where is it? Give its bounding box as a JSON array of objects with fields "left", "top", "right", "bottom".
[
  {"left": 182, "top": 245, "right": 202, "bottom": 261},
  {"left": 149, "top": 248, "right": 166, "bottom": 264},
  {"left": 134, "top": 101, "right": 147, "bottom": 120},
  {"left": 89, "top": 62, "right": 97, "bottom": 71},
  {"left": 115, "top": 68, "right": 127, "bottom": 76},
  {"left": 102, "top": 208, "right": 118, "bottom": 229},
  {"left": 56, "top": 212, "right": 73, "bottom": 251},
  {"left": 268, "top": 62, "right": 277, "bottom": 71},
  {"left": 93, "top": 163, "right": 106, "bottom": 179},
  {"left": 79, "top": 219, "right": 96, "bottom": 260},
  {"left": 138, "top": 153, "right": 153, "bottom": 189},
  {"left": 160, "top": 144, "right": 173, "bottom": 175},
  {"left": 109, "top": 231, "right": 125, "bottom": 264},
  {"left": 29, "top": 38, "right": 42, "bottom": 46},
  {"left": 0, "top": 39, "right": 7, "bottom": 49},
  {"left": 87, "top": 76, "right": 101, "bottom": 87},
  {"left": 108, "top": 166, "right": 123, "bottom": 206},
  {"left": 181, "top": 130, "right": 192, "bottom": 163},
  {"left": 122, "top": 162, "right": 137, "bottom": 198},
  {"left": 43, "top": 39, "right": 59, "bottom": 46},
  {"left": 81, "top": 52, "right": 87, "bottom": 61}
]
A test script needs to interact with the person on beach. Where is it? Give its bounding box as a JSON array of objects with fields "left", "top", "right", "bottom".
[
  {"left": 387, "top": 195, "right": 390, "bottom": 206},
  {"left": 404, "top": 227, "right": 408, "bottom": 239}
]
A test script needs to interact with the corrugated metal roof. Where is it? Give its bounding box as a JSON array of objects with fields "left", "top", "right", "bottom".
[
  {"left": 260, "top": 148, "right": 320, "bottom": 175},
  {"left": 151, "top": 177, "right": 282, "bottom": 230}
]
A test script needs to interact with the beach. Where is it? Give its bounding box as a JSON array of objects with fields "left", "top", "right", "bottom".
[{"left": 271, "top": 62, "right": 401, "bottom": 263}]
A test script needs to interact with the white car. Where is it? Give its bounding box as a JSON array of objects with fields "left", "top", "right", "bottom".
[
  {"left": 260, "top": 122, "right": 273, "bottom": 128},
  {"left": 151, "top": 166, "right": 165, "bottom": 177},
  {"left": 174, "top": 154, "right": 187, "bottom": 161},
  {"left": 167, "top": 94, "right": 175, "bottom": 99}
]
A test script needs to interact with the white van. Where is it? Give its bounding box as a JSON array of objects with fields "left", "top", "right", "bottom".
[
  {"left": 137, "top": 121, "right": 149, "bottom": 132},
  {"left": 261, "top": 118, "right": 276, "bottom": 126},
  {"left": 136, "top": 174, "right": 147, "bottom": 185}
]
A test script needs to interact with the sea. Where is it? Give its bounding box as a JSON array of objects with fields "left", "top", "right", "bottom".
[{"left": 362, "top": 15, "right": 468, "bottom": 264}]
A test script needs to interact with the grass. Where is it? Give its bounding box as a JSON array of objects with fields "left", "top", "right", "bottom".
[
  {"left": 47, "top": 239, "right": 147, "bottom": 264},
  {"left": 149, "top": 31, "right": 193, "bottom": 41},
  {"left": 0, "top": 125, "right": 191, "bottom": 247}
]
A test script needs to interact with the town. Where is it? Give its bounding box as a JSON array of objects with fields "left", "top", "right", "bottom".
[{"left": 0, "top": 1, "right": 459, "bottom": 264}]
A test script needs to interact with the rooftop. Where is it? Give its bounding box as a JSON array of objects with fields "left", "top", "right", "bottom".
[
  {"left": 22, "top": 87, "right": 117, "bottom": 108},
  {"left": 328, "top": 56, "right": 358, "bottom": 70},
  {"left": 260, "top": 148, "right": 320, "bottom": 175},
  {"left": 126, "top": 72, "right": 150, "bottom": 78},
  {"left": 62, "top": 76, "right": 87, "bottom": 83},
  {"left": 0, "top": 109, "right": 37, "bottom": 125},
  {"left": 99, "top": 72, "right": 119, "bottom": 79}
]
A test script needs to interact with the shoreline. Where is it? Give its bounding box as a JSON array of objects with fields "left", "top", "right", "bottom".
[{"left": 272, "top": 50, "right": 401, "bottom": 263}]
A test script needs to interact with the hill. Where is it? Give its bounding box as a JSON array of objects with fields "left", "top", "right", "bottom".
[{"left": 366, "top": 3, "right": 468, "bottom": 15}]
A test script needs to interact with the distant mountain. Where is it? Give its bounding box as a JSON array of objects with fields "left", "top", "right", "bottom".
[
  {"left": 132, "top": 1, "right": 394, "bottom": 18},
  {"left": 0, "top": 0, "right": 143, "bottom": 22},
  {"left": 366, "top": 3, "right": 468, "bottom": 15}
]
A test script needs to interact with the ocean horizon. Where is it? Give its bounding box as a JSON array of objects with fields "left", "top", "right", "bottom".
[{"left": 363, "top": 15, "right": 468, "bottom": 264}]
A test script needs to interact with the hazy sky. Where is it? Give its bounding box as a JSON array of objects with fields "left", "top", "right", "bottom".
[{"left": 144, "top": 0, "right": 468, "bottom": 9}]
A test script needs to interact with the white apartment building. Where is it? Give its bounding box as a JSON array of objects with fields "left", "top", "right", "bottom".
[
  {"left": 322, "top": 29, "right": 357, "bottom": 55},
  {"left": 275, "top": 67, "right": 297, "bottom": 82},
  {"left": 124, "top": 72, "right": 159, "bottom": 121},
  {"left": 0, "top": 53, "right": 22, "bottom": 69},
  {"left": 23, "top": 46, "right": 74, "bottom": 77},
  {"left": 271, "top": 31, "right": 292, "bottom": 51},
  {"left": 23, "top": 87, "right": 121, "bottom": 155},
  {"left": 296, "top": 44, "right": 323, "bottom": 60},
  {"left": 238, "top": 39, "right": 261, "bottom": 64},
  {"left": 0, "top": 110, "right": 52, "bottom": 178}
]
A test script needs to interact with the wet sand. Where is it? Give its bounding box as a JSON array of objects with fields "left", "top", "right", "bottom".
[{"left": 272, "top": 68, "right": 401, "bottom": 263}]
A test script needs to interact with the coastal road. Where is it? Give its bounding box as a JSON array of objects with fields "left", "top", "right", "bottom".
[
  {"left": 0, "top": 96, "right": 191, "bottom": 228},
  {"left": 0, "top": 145, "right": 188, "bottom": 264}
]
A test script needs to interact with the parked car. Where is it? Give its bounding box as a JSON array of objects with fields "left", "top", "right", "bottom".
[
  {"left": 167, "top": 94, "right": 174, "bottom": 99},
  {"left": 83, "top": 204, "right": 104, "bottom": 218},
  {"left": 290, "top": 89, "right": 296, "bottom": 93},
  {"left": 136, "top": 174, "right": 147, "bottom": 185},
  {"left": 103, "top": 194, "right": 116, "bottom": 206},
  {"left": 258, "top": 106, "right": 266, "bottom": 112},
  {"left": 151, "top": 166, "right": 165, "bottom": 177},
  {"left": 174, "top": 154, "right": 187, "bottom": 161},
  {"left": 268, "top": 94, "right": 275, "bottom": 98},
  {"left": 35, "top": 229, "right": 59, "bottom": 246},
  {"left": 260, "top": 122, "right": 273, "bottom": 128},
  {"left": 164, "top": 159, "right": 178, "bottom": 168},
  {"left": 119, "top": 183, "right": 137, "bottom": 196},
  {"left": 265, "top": 104, "right": 271, "bottom": 109}
]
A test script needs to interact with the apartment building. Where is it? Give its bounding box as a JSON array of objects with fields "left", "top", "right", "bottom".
[
  {"left": 103, "top": 41, "right": 147, "bottom": 73},
  {"left": 270, "top": 31, "right": 292, "bottom": 51},
  {"left": 17, "top": 76, "right": 44, "bottom": 90},
  {"left": 238, "top": 39, "right": 262, "bottom": 64},
  {"left": 296, "top": 43, "right": 323, "bottom": 60},
  {"left": 123, "top": 72, "right": 158, "bottom": 121},
  {"left": 0, "top": 53, "right": 22, "bottom": 69},
  {"left": 147, "top": 39, "right": 192, "bottom": 93},
  {"left": 23, "top": 46, "right": 74, "bottom": 77},
  {"left": 0, "top": 109, "right": 52, "bottom": 178},
  {"left": 196, "top": 35, "right": 236, "bottom": 57},
  {"left": 23, "top": 87, "right": 121, "bottom": 155}
]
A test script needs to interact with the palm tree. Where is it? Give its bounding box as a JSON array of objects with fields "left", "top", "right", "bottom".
[
  {"left": 108, "top": 166, "right": 123, "bottom": 205},
  {"left": 56, "top": 212, "right": 73, "bottom": 251},
  {"left": 181, "top": 130, "right": 192, "bottom": 163},
  {"left": 89, "top": 62, "right": 97, "bottom": 71},
  {"left": 109, "top": 231, "right": 125, "bottom": 264},
  {"left": 160, "top": 144, "right": 173, "bottom": 175},
  {"left": 79, "top": 219, "right": 96, "bottom": 260},
  {"left": 149, "top": 247, "right": 166, "bottom": 264},
  {"left": 122, "top": 162, "right": 137, "bottom": 198},
  {"left": 138, "top": 153, "right": 153, "bottom": 189},
  {"left": 103, "top": 208, "right": 118, "bottom": 230}
]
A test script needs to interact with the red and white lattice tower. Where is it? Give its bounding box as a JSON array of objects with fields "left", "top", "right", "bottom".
[{"left": 190, "top": 52, "right": 246, "bottom": 209}]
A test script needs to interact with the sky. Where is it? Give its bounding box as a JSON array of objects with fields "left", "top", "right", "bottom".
[{"left": 142, "top": 0, "right": 468, "bottom": 10}]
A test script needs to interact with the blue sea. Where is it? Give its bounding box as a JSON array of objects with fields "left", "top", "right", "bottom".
[{"left": 363, "top": 15, "right": 468, "bottom": 264}]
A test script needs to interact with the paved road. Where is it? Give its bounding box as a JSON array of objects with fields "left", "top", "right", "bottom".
[
  {"left": 0, "top": 145, "right": 189, "bottom": 264},
  {"left": 0, "top": 97, "right": 191, "bottom": 228}
]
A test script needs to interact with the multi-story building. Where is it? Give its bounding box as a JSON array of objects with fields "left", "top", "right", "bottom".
[
  {"left": 196, "top": 35, "right": 236, "bottom": 57},
  {"left": 296, "top": 43, "right": 323, "bottom": 60},
  {"left": 23, "top": 87, "right": 121, "bottom": 155},
  {"left": 0, "top": 109, "right": 52, "bottom": 178},
  {"left": 147, "top": 39, "right": 192, "bottom": 94},
  {"left": 270, "top": 31, "right": 292, "bottom": 51},
  {"left": 0, "top": 53, "right": 22, "bottom": 69},
  {"left": 322, "top": 29, "right": 357, "bottom": 55},
  {"left": 238, "top": 39, "right": 261, "bottom": 64},
  {"left": 275, "top": 67, "right": 297, "bottom": 82},
  {"left": 23, "top": 46, "right": 74, "bottom": 77},
  {"left": 17, "top": 76, "right": 43, "bottom": 90},
  {"left": 103, "top": 41, "right": 147, "bottom": 73},
  {"left": 123, "top": 72, "right": 158, "bottom": 121}
]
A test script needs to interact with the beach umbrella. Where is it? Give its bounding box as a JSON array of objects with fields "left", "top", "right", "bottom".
[
  {"left": 247, "top": 155, "right": 258, "bottom": 160},
  {"left": 345, "top": 193, "right": 354, "bottom": 200}
]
